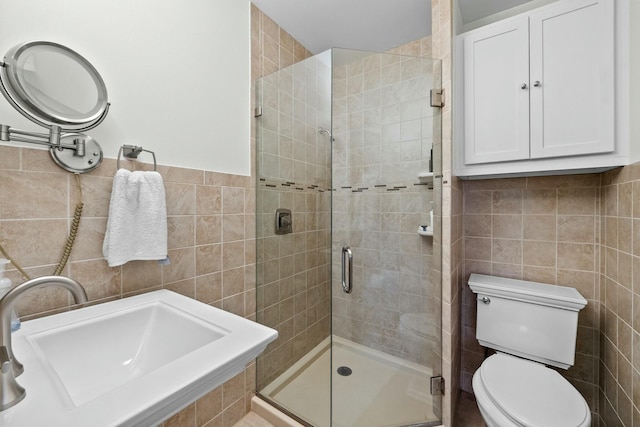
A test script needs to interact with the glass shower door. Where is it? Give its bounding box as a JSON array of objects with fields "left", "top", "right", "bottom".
[
  {"left": 255, "top": 47, "right": 442, "bottom": 427},
  {"left": 330, "top": 49, "right": 442, "bottom": 427}
]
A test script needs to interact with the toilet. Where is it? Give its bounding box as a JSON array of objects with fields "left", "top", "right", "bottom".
[{"left": 468, "top": 274, "right": 591, "bottom": 427}]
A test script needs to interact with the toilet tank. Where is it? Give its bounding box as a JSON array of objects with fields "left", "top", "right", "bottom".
[{"left": 468, "top": 274, "right": 587, "bottom": 369}]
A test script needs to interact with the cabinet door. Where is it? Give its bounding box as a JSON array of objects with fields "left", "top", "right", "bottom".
[
  {"left": 529, "top": 0, "right": 614, "bottom": 159},
  {"left": 463, "top": 16, "right": 530, "bottom": 165}
]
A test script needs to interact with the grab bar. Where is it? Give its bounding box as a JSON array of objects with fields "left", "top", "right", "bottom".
[{"left": 341, "top": 245, "right": 353, "bottom": 294}]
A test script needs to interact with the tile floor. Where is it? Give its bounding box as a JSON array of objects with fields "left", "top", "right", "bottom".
[{"left": 454, "top": 391, "right": 487, "bottom": 427}]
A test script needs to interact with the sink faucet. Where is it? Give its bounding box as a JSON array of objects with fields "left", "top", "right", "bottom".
[{"left": 0, "top": 276, "right": 88, "bottom": 410}]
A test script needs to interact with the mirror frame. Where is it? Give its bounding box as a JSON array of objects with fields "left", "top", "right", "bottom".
[{"left": 0, "top": 41, "right": 109, "bottom": 131}]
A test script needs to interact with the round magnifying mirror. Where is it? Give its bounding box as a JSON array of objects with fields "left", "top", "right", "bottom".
[{"left": 0, "top": 41, "right": 108, "bottom": 130}]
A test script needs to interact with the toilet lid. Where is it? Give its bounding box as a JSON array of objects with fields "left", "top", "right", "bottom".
[{"left": 479, "top": 353, "right": 589, "bottom": 427}]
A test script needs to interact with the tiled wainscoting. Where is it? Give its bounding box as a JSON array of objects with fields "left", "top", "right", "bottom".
[
  {"left": 460, "top": 167, "right": 640, "bottom": 426},
  {"left": 0, "top": 145, "right": 257, "bottom": 426}
]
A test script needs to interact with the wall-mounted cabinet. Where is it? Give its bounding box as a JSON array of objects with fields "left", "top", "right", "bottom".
[{"left": 455, "top": 0, "right": 627, "bottom": 178}]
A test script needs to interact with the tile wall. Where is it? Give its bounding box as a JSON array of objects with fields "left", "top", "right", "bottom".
[
  {"left": 256, "top": 53, "right": 331, "bottom": 186},
  {"left": 256, "top": 184, "right": 331, "bottom": 388},
  {"left": 460, "top": 174, "right": 602, "bottom": 421},
  {"left": 459, "top": 166, "right": 640, "bottom": 427},
  {"left": 254, "top": 21, "right": 332, "bottom": 388},
  {"left": 432, "top": 0, "right": 461, "bottom": 424},
  {"left": 0, "top": 146, "right": 257, "bottom": 427},
  {"left": 599, "top": 165, "right": 640, "bottom": 427}
]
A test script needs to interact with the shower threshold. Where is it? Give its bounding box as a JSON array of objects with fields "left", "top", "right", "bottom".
[{"left": 261, "top": 335, "right": 439, "bottom": 427}]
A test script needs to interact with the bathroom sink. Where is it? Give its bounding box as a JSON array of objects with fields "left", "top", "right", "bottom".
[{"left": 0, "top": 290, "right": 277, "bottom": 426}]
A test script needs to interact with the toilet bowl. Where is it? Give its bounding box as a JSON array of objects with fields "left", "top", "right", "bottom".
[{"left": 472, "top": 353, "right": 590, "bottom": 427}]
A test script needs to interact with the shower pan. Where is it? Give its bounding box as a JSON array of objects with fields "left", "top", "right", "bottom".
[{"left": 255, "top": 48, "right": 442, "bottom": 427}]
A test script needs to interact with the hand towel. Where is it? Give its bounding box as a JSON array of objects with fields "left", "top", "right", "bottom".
[{"left": 102, "top": 169, "right": 168, "bottom": 267}]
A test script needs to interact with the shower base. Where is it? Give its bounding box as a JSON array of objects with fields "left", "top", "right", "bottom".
[{"left": 261, "top": 335, "right": 438, "bottom": 427}]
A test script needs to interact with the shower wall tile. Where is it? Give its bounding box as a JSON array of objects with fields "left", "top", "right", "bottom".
[{"left": 253, "top": 5, "right": 329, "bottom": 390}]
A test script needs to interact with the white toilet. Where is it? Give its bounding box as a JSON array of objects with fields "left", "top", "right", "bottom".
[{"left": 468, "top": 274, "right": 591, "bottom": 427}]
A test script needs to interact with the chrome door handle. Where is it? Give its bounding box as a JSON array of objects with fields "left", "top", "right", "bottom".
[{"left": 341, "top": 246, "right": 353, "bottom": 294}]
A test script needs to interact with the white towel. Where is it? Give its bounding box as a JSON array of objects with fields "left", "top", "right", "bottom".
[{"left": 102, "top": 169, "right": 168, "bottom": 267}]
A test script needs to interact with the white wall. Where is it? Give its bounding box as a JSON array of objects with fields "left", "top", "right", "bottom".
[
  {"left": 0, "top": 0, "right": 251, "bottom": 175},
  {"left": 458, "top": 0, "right": 557, "bottom": 33},
  {"left": 631, "top": 0, "right": 640, "bottom": 155}
]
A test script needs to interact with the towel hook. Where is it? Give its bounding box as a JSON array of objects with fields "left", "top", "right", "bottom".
[{"left": 116, "top": 145, "right": 157, "bottom": 171}]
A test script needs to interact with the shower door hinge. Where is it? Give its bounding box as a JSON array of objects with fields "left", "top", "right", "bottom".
[
  {"left": 430, "top": 89, "right": 444, "bottom": 108},
  {"left": 430, "top": 376, "right": 445, "bottom": 395},
  {"left": 254, "top": 107, "right": 263, "bottom": 117}
]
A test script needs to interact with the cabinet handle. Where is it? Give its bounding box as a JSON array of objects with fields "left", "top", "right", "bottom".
[
  {"left": 521, "top": 83, "right": 527, "bottom": 89},
  {"left": 534, "top": 81, "right": 541, "bottom": 87}
]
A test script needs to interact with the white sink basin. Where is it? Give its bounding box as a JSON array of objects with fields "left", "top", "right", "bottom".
[{"left": 0, "top": 290, "right": 277, "bottom": 427}]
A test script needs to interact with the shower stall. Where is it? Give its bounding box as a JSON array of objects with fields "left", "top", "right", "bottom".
[{"left": 255, "top": 48, "right": 442, "bottom": 427}]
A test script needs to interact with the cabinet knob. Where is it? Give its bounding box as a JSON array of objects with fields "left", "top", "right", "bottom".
[
  {"left": 521, "top": 83, "right": 527, "bottom": 89},
  {"left": 534, "top": 80, "right": 541, "bottom": 87}
]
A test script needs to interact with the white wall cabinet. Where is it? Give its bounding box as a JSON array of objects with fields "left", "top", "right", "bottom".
[{"left": 456, "top": 0, "right": 623, "bottom": 178}]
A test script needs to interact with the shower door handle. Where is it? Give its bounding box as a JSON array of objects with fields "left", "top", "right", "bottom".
[{"left": 341, "top": 246, "right": 353, "bottom": 294}]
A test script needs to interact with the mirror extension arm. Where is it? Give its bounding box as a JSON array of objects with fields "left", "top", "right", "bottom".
[
  {"left": 1, "top": 124, "right": 62, "bottom": 147},
  {"left": 0, "top": 124, "right": 103, "bottom": 173}
]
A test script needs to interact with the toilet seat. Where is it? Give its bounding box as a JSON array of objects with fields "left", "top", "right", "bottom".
[{"left": 474, "top": 353, "right": 590, "bottom": 427}]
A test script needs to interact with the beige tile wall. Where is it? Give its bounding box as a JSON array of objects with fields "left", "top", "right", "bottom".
[
  {"left": 461, "top": 174, "right": 603, "bottom": 422},
  {"left": 460, "top": 167, "right": 640, "bottom": 426},
  {"left": 599, "top": 165, "right": 640, "bottom": 427},
  {"left": 252, "top": 6, "right": 333, "bottom": 391},
  {"left": 251, "top": 5, "right": 311, "bottom": 84},
  {"left": 0, "top": 145, "right": 256, "bottom": 427},
  {"left": 432, "top": 0, "right": 460, "bottom": 425},
  {"left": 256, "top": 53, "right": 331, "bottom": 186},
  {"left": 256, "top": 183, "right": 331, "bottom": 388}
]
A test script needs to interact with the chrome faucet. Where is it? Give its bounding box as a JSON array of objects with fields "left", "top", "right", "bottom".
[{"left": 0, "top": 276, "right": 88, "bottom": 410}]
